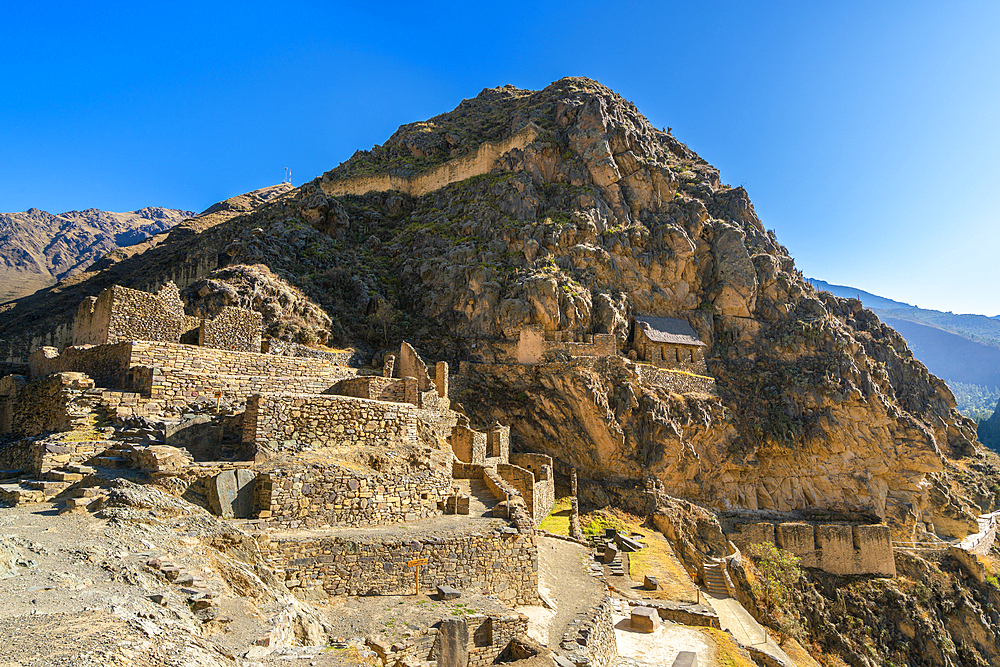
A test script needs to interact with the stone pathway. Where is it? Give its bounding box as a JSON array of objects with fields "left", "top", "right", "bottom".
[
  {"left": 705, "top": 593, "right": 793, "bottom": 665},
  {"left": 452, "top": 477, "right": 498, "bottom": 517},
  {"left": 516, "top": 535, "right": 604, "bottom": 649}
]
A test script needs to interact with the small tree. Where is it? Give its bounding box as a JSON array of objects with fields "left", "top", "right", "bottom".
[
  {"left": 372, "top": 299, "right": 398, "bottom": 344},
  {"left": 747, "top": 542, "right": 804, "bottom": 642}
]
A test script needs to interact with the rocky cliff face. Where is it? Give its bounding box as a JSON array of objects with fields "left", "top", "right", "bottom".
[
  {"left": 0, "top": 206, "right": 193, "bottom": 303},
  {"left": 0, "top": 80, "right": 992, "bottom": 542}
]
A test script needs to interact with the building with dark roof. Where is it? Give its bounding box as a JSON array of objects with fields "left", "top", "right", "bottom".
[{"left": 632, "top": 315, "right": 707, "bottom": 374}]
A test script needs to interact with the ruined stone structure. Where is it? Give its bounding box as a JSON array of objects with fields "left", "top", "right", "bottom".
[
  {"left": 73, "top": 283, "right": 262, "bottom": 353},
  {"left": 317, "top": 123, "right": 542, "bottom": 199},
  {"left": 728, "top": 521, "right": 896, "bottom": 577},
  {"left": 1, "top": 283, "right": 561, "bottom": 620},
  {"left": 631, "top": 315, "right": 707, "bottom": 375}
]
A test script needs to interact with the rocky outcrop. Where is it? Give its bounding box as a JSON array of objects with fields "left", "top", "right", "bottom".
[{"left": 0, "top": 79, "right": 990, "bottom": 542}]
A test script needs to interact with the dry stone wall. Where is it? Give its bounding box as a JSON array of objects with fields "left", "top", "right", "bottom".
[
  {"left": 729, "top": 521, "right": 896, "bottom": 576},
  {"left": 259, "top": 522, "right": 538, "bottom": 605},
  {"left": 250, "top": 461, "right": 453, "bottom": 529},
  {"left": 635, "top": 364, "right": 715, "bottom": 394},
  {"left": 508, "top": 453, "right": 556, "bottom": 525},
  {"left": 198, "top": 306, "right": 263, "bottom": 352},
  {"left": 559, "top": 597, "right": 617, "bottom": 667},
  {"left": 243, "top": 393, "right": 420, "bottom": 455},
  {"left": 319, "top": 123, "right": 541, "bottom": 198},
  {"left": 328, "top": 376, "right": 406, "bottom": 403},
  {"left": 29, "top": 343, "right": 134, "bottom": 389},
  {"left": 129, "top": 342, "right": 354, "bottom": 406}
]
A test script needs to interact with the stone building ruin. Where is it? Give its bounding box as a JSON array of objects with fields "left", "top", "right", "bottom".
[
  {"left": 1, "top": 284, "right": 555, "bottom": 608},
  {"left": 73, "top": 283, "right": 263, "bottom": 353},
  {"left": 630, "top": 315, "right": 707, "bottom": 375}
]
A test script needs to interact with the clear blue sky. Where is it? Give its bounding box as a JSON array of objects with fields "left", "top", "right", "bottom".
[{"left": 3, "top": 2, "right": 999, "bottom": 314}]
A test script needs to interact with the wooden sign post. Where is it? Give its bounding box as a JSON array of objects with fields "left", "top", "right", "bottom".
[
  {"left": 408, "top": 557, "right": 428, "bottom": 595},
  {"left": 215, "top": 390, "right": 223, "bottom": 413}
]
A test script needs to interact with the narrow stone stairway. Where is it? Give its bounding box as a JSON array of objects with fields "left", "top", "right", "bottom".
[{"left": 702, "top": 561, "right": 729, "bottom": 597}]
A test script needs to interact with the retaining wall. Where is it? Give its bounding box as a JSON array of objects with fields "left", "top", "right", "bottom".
[
  {"left": 250, "top": 459, "right": 453, "bottom": 529},
  {"left": 259, "top": 524, "right": 538, "bottom": 606},
  {"left": 243, "top": 393, "right": 420, "bottom": 455},
  {"left": 729, "top": 521, "right": 896, "bottom": 576}
]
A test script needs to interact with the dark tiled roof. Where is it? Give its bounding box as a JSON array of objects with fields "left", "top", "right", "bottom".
[{"left": 634, "top": 316, "right": 705, "bottom": 346}]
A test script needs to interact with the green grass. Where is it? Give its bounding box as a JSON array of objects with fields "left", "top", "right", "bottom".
[{"left": 537, "top": 496, "right": 572, "bottom": 535}]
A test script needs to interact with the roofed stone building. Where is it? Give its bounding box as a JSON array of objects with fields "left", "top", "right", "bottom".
[{"left": 632, "top": 315, "right": 707, "bottom": 375}]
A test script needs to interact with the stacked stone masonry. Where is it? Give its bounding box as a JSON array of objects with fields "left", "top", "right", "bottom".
[
  {"left": 560, "top": 597, "right": 617, "bottom": 667},
  {"left": 508, "top": 453, "right": 556, "bottom": 526},
  {"left": 251, "top": 461, "right": 453, "bottom": 529},
  {"left": 259, "top": 526, "right": 539, "bottom": 606},
  {"left": 73, "top": 283, "right": 263, "bottom": 353},
  {"left": 243, "top": 393, "right": 420, "bottom": 455},
  {"left": 635, "top": 365, "right": 715, "bottom": 394},
  {"left": 28, "top": 341, "right": 356, "bottom": 407},
  {"left": 729, "top": 521, "right": 896, "bottom": 577}
]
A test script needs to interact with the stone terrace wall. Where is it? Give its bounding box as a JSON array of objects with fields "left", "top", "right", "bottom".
[
  {"left": 28, "top": 341, "right": 353, "bottom": 406},
  {"left": 129, "top": 341, "right": 355, "bottom": 405},
  {"left": 199, "top": 306, "right": 263, "bottom": 352},
  {"left": 243, "top": 393, "right": 420, "bottom": 455},
  {"left": 636, "top": 364, "right": 715, "bottom": 394},
  {"left": 262, "top": 340, "right": 362, "bottom": 366},
  {"left": 559, "top": 597, "right": 617, "bottom": 667},
  {"left": 729, "top": 521, "right": 896, "bottom": 577},
  {"left": 319, "top": 123, "right": 541, "bottom": 199},
  {"left": 259, "top": 523, "right": 539, "bottom": 606},
  {"left": 250, "top": 460, "right": 453, "bottom": 529}
]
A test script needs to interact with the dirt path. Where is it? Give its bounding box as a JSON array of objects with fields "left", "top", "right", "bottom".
[
  {"left": 517, "top": 535, "right": 605, "bottom": 649},
  {"left": 706, "top": 593, "right": 794, "bottom": 665}
]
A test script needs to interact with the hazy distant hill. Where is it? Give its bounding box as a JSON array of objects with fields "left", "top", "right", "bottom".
[
  {"left": 807, "top": 278, "right": 917, "bottom": 310},
  {"left": 0, "top": 206, "right": 193, "bottom": 303},
  {"left": 809, "top": 278, "right": 1000, "bottom": 419}
]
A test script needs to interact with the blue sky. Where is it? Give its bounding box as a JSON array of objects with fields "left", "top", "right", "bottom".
[{"left": 2, "top": 2, "right": 999, "bottom": 314}]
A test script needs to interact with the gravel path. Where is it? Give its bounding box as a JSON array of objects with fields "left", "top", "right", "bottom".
[{"left": 517, "top": 535, "right": 605, "bottom": 649}]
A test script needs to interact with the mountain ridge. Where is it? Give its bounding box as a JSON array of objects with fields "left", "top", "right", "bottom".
[{"left": 0, "top": 205, "right": 195, "bottom": 303}]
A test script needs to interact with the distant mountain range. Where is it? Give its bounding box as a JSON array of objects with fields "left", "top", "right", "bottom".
[
  {"left": 808, "top": 278, "right": 1000, "bottom": 422},
  {"left": 0, "top": 206, "right": 194, "bottom": 303}
]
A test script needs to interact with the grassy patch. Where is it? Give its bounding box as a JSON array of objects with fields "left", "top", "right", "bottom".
[
  {"left": 538, "top": 496, "right": 573, "bottom": 535},
  {"left": 620, "top": 521, "right": 699, "bottom": 602},
  {"left": 697, "top": 627, "right": 757, "bottom": 667}
]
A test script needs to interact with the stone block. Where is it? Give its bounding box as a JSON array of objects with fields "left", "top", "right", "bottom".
[
  {"left": 603, "top": 542, "right": 619, "bottom": 564},
  {"left": 209, "top": 469, "right": 256, "bottom": 519},
  {"left": 438, "top": 618, "right": 469, "bottom": 667},
  {"left": 437, "top": 585, "right": 461, "bottom": 600},
  {"left": 630, "top": 606, "right": 659, "bottom": 633},
  {"left": 643, "top": 575, "right": 658, "bottom": 590},
  {"left": 672, "top": 651, "right": 697, "bottom": 667}
]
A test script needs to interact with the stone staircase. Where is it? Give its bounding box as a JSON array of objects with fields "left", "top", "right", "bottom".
[
  {"left": 703, "top": 561, "right": 730, "bottom": 597},
  {"left": 0, "top": 464, "right": 95, "bottom": 507}
]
